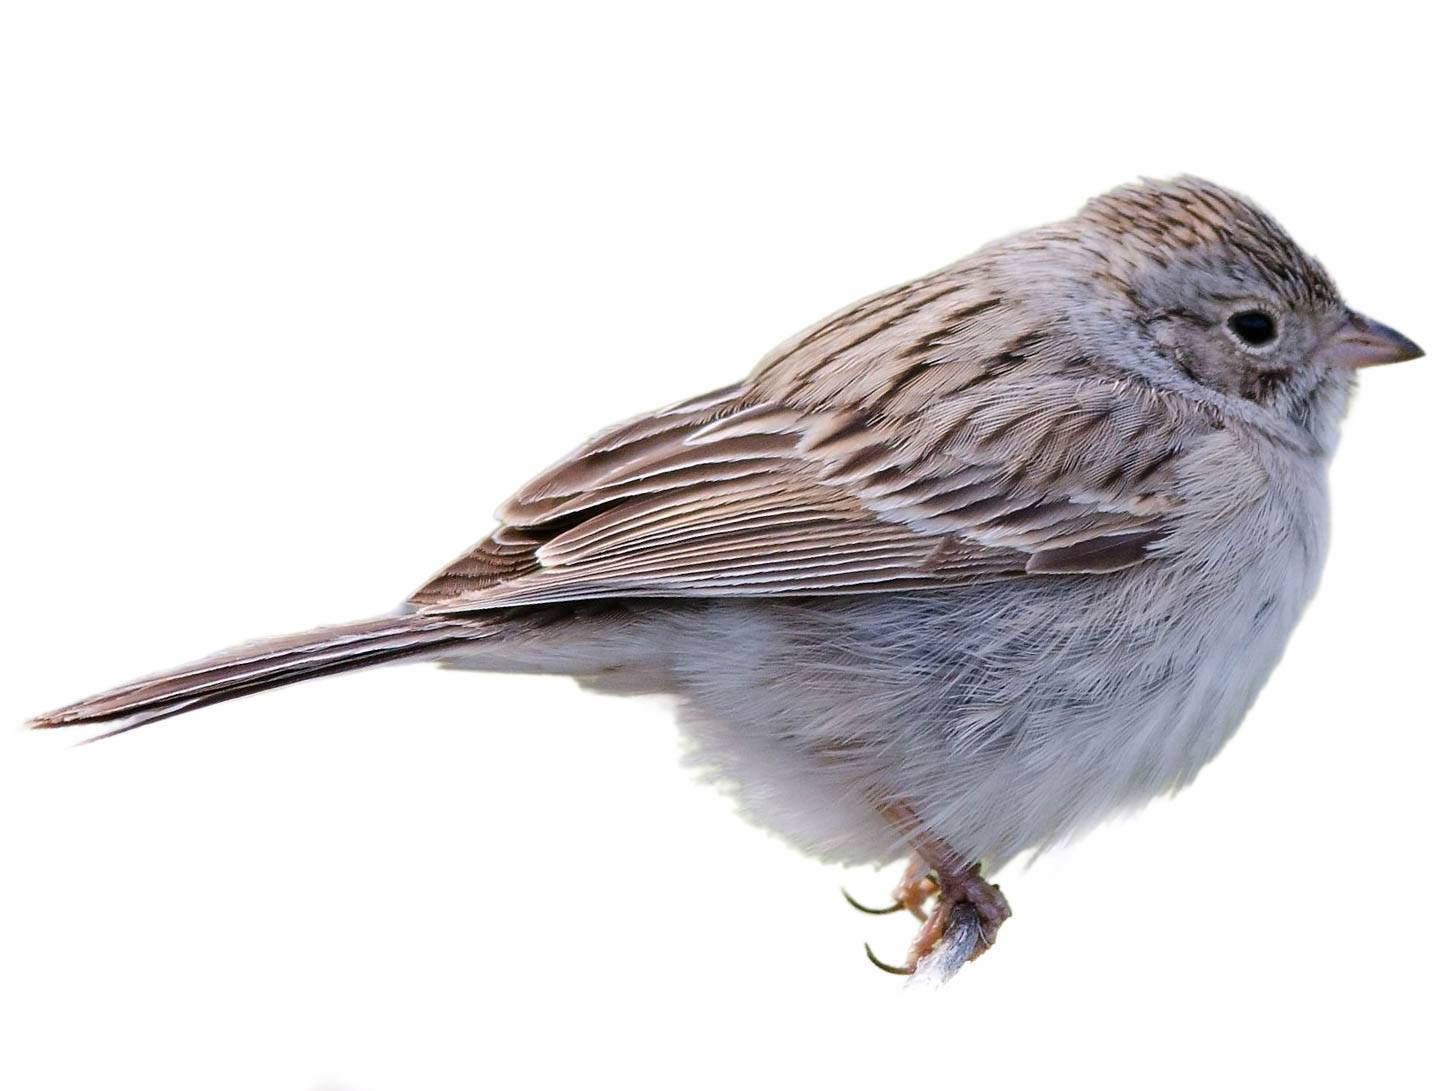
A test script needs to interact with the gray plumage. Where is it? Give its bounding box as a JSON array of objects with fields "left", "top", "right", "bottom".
[{"left": 30, "top": 176, "right": 1425, "bottom": 976}]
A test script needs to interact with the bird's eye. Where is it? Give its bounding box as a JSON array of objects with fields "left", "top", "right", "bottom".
[{"left": 1228, "top": 310, "right": 1278, "bottom": 347}]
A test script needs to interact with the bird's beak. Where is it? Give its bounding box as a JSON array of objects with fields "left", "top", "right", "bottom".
[{"left": 1321, "top": 310, "right": 1425, "bottom": 369}]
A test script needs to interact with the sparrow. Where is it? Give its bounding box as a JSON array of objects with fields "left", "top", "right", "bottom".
[{"left": 31, "top": 176, "right": 1425, "bottom": 980}]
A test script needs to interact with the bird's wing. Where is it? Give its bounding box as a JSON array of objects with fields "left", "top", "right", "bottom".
[{"left": 410, "top": 269, "right": 1209, "bottom": 612}]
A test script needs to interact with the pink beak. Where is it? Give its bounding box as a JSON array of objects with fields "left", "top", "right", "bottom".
[{"left": 1322, "top": 310, "right": 1425, "bottom": 369}]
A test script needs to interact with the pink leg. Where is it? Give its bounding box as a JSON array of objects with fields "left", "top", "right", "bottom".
[{"left": 855, "top": 805, "right": 1012, "bottom": 977}]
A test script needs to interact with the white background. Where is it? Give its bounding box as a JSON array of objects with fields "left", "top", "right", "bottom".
[{"left": 2, "top": 4, "right": 1449, "bottom": 1089}]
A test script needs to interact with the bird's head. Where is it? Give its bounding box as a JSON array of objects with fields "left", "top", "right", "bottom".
[{"left": 1053, "top": 176, "right": 1422, "bottom": 447}]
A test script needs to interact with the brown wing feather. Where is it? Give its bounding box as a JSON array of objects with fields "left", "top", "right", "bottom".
[{"left": 410, "top": 265, "right": 1208, "bottom": 612}]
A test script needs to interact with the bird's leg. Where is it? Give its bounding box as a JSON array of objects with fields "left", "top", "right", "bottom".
[
  {"left": 892, "top": 852, "right": 938, "bottom": 921},
  {"left": 859, "top": 804, "right": 1012, "bottom": 979},
  {"left": 904, "top": 854, "right": 1011, "bottom": 971}
]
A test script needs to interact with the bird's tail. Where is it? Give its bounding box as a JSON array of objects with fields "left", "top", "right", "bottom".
[{"left": 28, "top": 612, "right": 496, "bottom": 739}]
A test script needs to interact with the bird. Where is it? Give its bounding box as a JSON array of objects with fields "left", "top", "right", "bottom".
[{"left": 30, "top": 176, "right": 1426, "bottom": 979}]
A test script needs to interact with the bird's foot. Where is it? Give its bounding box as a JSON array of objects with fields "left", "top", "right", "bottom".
[
  {"left": 844, "top": 853, "right": 938, "bottom": 918},
  {"left": 892, "top": 852, "right": 939, "bottom": 921},
  {"left": 906, "top": 862, "right": 1010, "bottom": 970},
  {"left": 853, "top": 857, "right": 1011, "bottom": 981}
]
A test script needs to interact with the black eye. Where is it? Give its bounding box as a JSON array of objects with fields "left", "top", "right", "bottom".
[{"left": 1228, "top": 310, "right": 1277, "bottom": 347}]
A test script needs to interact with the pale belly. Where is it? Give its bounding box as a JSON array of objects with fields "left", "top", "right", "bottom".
[
  {"left": 657, "top": 482, "right": 1331, "bottom": 869},
  {"left": 444, "top": 448, "right": 1333, "bottom": 871}
]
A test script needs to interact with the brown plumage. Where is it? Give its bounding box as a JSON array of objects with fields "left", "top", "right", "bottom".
[
  {"left": 31, "top": 177, "right": 1356, "bottom": 734},
  {"left": 409, "top": 189, "right": 1224, "bottom": 609},
  {"left": 29, "top": 176, "right": 1425, "bottom": 981}
]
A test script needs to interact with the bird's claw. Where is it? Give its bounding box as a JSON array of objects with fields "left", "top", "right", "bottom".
[
  {"left": 849, "top": 857, "right": 1011, "bottom": 981},
  {"left": 841, "top": 887, "right": 905, "bottom": 915}
]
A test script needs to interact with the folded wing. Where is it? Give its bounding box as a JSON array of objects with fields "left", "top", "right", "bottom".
[{"left": 411, "top": 270, "right": 1203, "bottom": 612}]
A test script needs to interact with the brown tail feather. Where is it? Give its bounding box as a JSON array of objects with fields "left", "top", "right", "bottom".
[{"left": 29, "top": 612, "right": 495, "bottom": 735}]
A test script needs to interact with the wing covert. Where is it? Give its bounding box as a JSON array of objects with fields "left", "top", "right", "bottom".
[{"left": 411, "top": 269, "right": 1205, "bottom": 612}]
